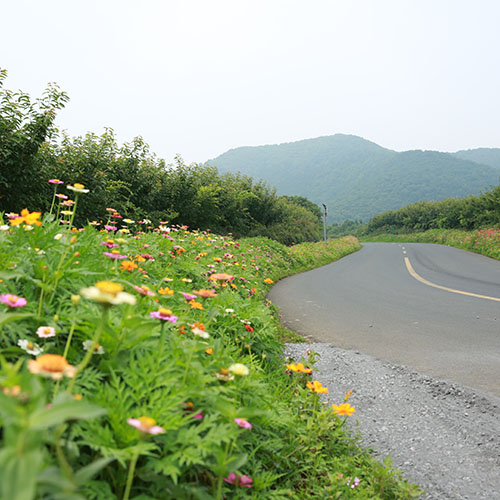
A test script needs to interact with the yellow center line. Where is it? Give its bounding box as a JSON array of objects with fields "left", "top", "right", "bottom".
[{"left": 404, "top": 256, "right": 500, "bottom": 302}]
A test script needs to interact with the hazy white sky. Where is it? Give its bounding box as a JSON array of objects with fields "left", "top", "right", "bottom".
[{"left": 2, "top": 0, "right": 500, "bottom": 163}]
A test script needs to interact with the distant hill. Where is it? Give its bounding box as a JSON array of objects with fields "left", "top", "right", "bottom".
[
  {"left": 452, "top": 148, "right": 500, "bottom": 169},
  {"left": 206, "top": 134, "right": 500, "bottom": 223}
]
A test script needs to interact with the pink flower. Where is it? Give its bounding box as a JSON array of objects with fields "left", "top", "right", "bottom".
[
  {"left": 36, "top": 326, "right": 56, "bottom": 338},
  {"left": 104, "top": 225, "right": 117, "bottom": 231},
  {"left": 104, "top": 252, "right": 127, "bottom": 259},
  {"left": 134, "top": 285, "right": 156, "bottom": 297},
  {"left": 193, "top": 411, "right": 203, "bottom": 420},
  {"left": 180, "top": 292, "right": 197, "bottom": 301},
  {"left": 101, "top": 241, "right": 119, "bottom": 248},
  {"left": 127, "top": 416, "right": 165, "bottom": 435},
  {"left": 150, "top": 308, "right": 178, "bottom": 323},
  {"left": 48, "top": 179, "right": 64, "bottom": 184},
  {"left": 0, "top": 294, "right": 27, "bottom": 308},
  {"left": 234, "top": 418, "right": 252, "bottom": 430},
  {"left": 55, "top": 193, "right": 68, "bottom": 199},
  {"left": 223, "top": 473, "right": 253, "bottom": 488}
]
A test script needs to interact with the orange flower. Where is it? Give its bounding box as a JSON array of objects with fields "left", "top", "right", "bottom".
[
  {"left": 332, "top": 402, "right": 356, "bottom": 416},
  {"left": 306, "top": 380, "right": 328, "bottom": 394},
  {"left": 28, "top": 354, "right": 77, "bottom": 380},
  {"left": 263, "top": 278, "right": 274, "bottom": 284},
  {"left": 193, "top": 289, "right": 217, "bottom": 298},
  {"left": 209, "top": 273, "right": 233, "bottom": 281},
  {"left": 179, "top": 324, "right": 187, "bottom": 334},
  {"left": 192, "top": 321, "right": 205, "bottom": 330},
  {"left": 188, "top": 300, "right": 204, "bottom": 310},
  {"left": 230, "top": 283, "right": 238, "bottom": 289},
  {"left": 158, "top": 287, "right": 174, "bottom": 295},
  {"left": 344, "top": 390, "right": 353, "bottom": 401},
  {"left": 10, "top": 208, "right": 43, "bottom": 227},
  {"left": 205, "top": 348, "right": 213, "bottom": 355},
  {"left": 120, "top": 260, "right": 138, "bottom": 272}
]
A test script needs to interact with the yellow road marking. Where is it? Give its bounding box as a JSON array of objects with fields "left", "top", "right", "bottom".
[{"left": 404, "top": 257, "right": 500, "bottom": 302}]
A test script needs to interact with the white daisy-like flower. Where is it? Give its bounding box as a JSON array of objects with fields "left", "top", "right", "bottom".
[
  {"left": 80, "top": 281, "right": 136, "bottom": 306},
  {"left": 36, "top": 326, "right": 56, "bottom": 338},
  {"left": 54, "top": 233, "right": 63, "bottom": 240},
  {"left": 0, "top": 225, "right": 10, "bottom": 231},
  {"left": 82, "top": 340, "right": 105, "bottom": 354},
  {"left": 67, "top": 183, "right": 89, "bottom": 193},
  {"left": 225, "top": 308, "right": 235, "bottom": 313},
  {"left": 192, "top": 327, "right": 210, "bottom": 339},
  {"left": 18, "top": 339, "right": 44, "bottom": 355}
]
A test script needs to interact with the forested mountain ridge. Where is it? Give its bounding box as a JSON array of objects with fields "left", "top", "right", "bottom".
[
  {"left": 452, "top": 148, "right": 500, "bottom": 169},
  {"left": 207, "top": 135, "right": 500, "bottom": 223}
]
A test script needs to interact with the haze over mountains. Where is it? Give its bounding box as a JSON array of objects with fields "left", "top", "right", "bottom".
[{"left": 207, "top": 135, "right": 500, "bottom": 224}]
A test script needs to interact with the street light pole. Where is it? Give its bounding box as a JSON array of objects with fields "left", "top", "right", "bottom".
[{"left": 322, "top": 203, "right": 328, "bottom": 244}]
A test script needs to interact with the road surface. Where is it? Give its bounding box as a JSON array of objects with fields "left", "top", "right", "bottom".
[{"left": 269, "top": 242, "right": 500, "bottom": 396}]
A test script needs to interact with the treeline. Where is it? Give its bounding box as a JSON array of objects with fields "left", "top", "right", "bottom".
[
  {"left": 366, "top": 186, "right": 500, "bottom": 234},
  {"left": 0, "top": 70, "right": 321, "bottom": 244}
]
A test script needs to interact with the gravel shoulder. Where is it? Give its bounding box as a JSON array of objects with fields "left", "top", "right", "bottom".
[{"left": 284, "top": 343, "right": 500, "bottom": 500}]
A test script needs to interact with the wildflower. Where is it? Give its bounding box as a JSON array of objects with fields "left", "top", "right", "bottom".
[
  {"left": 60, "top": 200, "right": 75, "bottom": 206},
  {"left": 133, "top": 285, "right": 156, "bottom": 297},
  {"left": 82, "top": 340, "right": 105, "bottom": 354},
  {"left": 81, "top": 281, "right": 137, "bottom": 306},
  {"left": 55, "top": 193, "right": 68, "bottom": 200},
  {"left": 158, "top": 287, "right": 174, "bottom": 295},
  {"left": 28, "top": 354, "right": 76, "bottom": 379},
  {"left": 0, "top": 224, "right": 9, "bottom": 231},
  {"left": 347, "top": 477, "right": 360, "bottom": 489},
  {"left": 104, "top": 225, "right": 117, "bottom": 231},
  {"left": 2, "top": 385, "right": 21, "bottom": 396},
  {"left": 18, "top": 339, "right": 44, "bottom": 355},
  {"left": 106, "top": 207, "right": 117, "bottom": 212},
  {"left": 9, "top": 209, "right": 42, "bottom": 227},
  {"left": 104, "top": 251, "right": 127, "bottom": 260},
  {"left": 127, "top": 416, "right": 165, "bottom": 435},
  {"left": 89, "top": 221, "right": 100, "bottom": 226},
  {"left": 263, "top": 278, "right": 274, "bottom": 284},
  {"left": 245, "top": 324, "right": 254, "bottom": 333},
  {"left": 192, "top": 326, "right": 209, "bottom": 339},
  {"left": 332, "top": 402, "right": 356, "bottom": 416},
  {"left": 181, "top": 292, "right": 198, "bottom": 301},
  {"left": 67, "top": 183, "right": 89, "bottom": 193},
  {"left": 121, "top": 260, "right": 138, "bottom": 272},
  {"left": 60, "top": 210, "right": 74, "bottom": 216},
  {"left": 223, "top": 472, "right": 253, "bottom": 488},
  {"left": 150, "top": 308, "right": 178, "bottom": 323},
  {"left": 0, "top": 294, "right": 27, "bottom": 308},
  {"left": 71, "top": 294, "right": 81, "bottom": 305},
  {"left": 188, "top": 300, "right": 204, "bottom": 310},
  {"left": 36, "top": 326, "right": 56, "bottom": 338},
  {"left": 101, "top": 240, "right": 119, "bottom": 248},
  {"left": 209, "top": 272, "right": 234, "bottom": 281},
  {"left": 180, "top": 278, "right": 192, "bottom": 283},
  {"left": 214, "top": 368, "right": 235, "bottom": 382},
  {"left": 344, "top": 390, "right": 353, "bottom": 401},
  {"left": 123, "top": 218, "right": 135, "bottom": 224},
  {"left": 205, "top": 347, "right": 213, "bottom": 355},
  {"left": 49, "top": 179, "right": 64, "bottom": 184},
  {"left": 286, "top": 362, "right": 312, "bottom": 374},
  {"left": 306, "top": 380, "right": 328, "bottom": 394},
  {"left": 229, "top": 363, "right": 249, "bottom": 376},
  {"left": 234, "top": 418, "right": 252, "bottom": 429},
  {"left": 225, "top": 308, "right": 235, "bottom": 313}
]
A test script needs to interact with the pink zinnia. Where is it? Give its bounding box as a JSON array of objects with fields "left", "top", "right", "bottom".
[
  {"left": 134, "top": 285, "right": 156, "bottom": 297},
  {"left": 55, "top": 193, "right": 68, "bottom": 199},
  {"left": 150, "top": 309, "right": 178, "bottom": 323},
  {"left": 223, "top": 473, "right": 253, "bottom": 488},
  {"left": 0, "top": 294, "right": 27, "bottom": 308},
  {"left": 101, "top": 241, "right": 119, "bottom": 248},
  {"left": 48, "top": 179, "right": 64, "bottom": 185},
  {"left": 104, "top": 252, "right": 127, "bottom": 260},
  {"left": 180, "top": 292, "right": 197, "bottom": 301},
  {"left": 127, "top": 417, "right": 165, "bottom": 435},
  {"left": 234, "top": 418, "right": 252, "bottom": 430},
  {"left": 104, "top": 225, "right": 117, "bottom": 231}
]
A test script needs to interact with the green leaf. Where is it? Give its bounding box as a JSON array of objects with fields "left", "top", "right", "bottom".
[
  {"left": 0, "top": 312, "right": 34, "bottom": 327},
  {"left": 226, "top": 453, "right": 248, "bottom": 471},
  {"left": 0, "top": 447, "right": 43, "bottom": 500},
  {"left": 74, "top": 457, "right": 115, "bottom": 485},
  {"left": 29, "top": 397, "right": 106, "bottom": 430}
]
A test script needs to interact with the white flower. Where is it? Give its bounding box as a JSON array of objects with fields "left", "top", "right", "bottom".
[
  {"left": 36, "top": 326, "right": 56, "bottom": 338},
  {"left": 229, "top": 363, "right": 249, "bottom": 376},
  {"left": 67, "top": 183, "right": 89, "bottom": 193},
  {"left": 192, "top": 327, "right": 210, "bottom": 339},
  {"left": 54, "top": 233, "right": 63, "bottom": 240},
  {"left": 225, "top": 308, "right": 235, "bottom": 313},
  {"left": 24, "top": 225, "right": 34, "bottom": 231},
  {"left": 18, "top": 339, "right": 44, "bottom": 355},
  {"left": 0, "top": 225, "right": 9, "bottom": 231},
  {"left": 80, "top": 281, "right": 137, "bottom": 306},
  {"left": 82, "top": 340, "right": 105, "bottom": 354}
]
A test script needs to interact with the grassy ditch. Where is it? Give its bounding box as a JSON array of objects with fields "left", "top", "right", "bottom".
[{"left": 0, "top": 200, "right": 420, "bottom": 499}]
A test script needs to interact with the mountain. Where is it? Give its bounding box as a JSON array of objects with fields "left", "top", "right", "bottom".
[
  {"left": 452, "top": 148, "right": 500, "bottom": 169},
  {"left": 206, "top": 134, "right": 500, "bottom": 223}
]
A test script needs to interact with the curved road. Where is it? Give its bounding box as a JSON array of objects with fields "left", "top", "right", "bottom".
[{"left": 269, "top": 242, "right": 500, "bottom": 396}]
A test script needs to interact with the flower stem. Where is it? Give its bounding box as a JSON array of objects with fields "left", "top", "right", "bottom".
[{"left": 122, "top": 450, "right": 140, "bottom": 500}]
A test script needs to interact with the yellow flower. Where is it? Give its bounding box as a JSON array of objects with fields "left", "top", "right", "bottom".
[
  {"left": 229, "top": 363, "right": 249, "bottom": 376},
  {"left": 263, "top": 278, "right": 274, "bottom": 284},
  {"left": 81, "top": 281, "right": 136, "bottom": 306},
  {"left": 306, "top": 380, "right": 328, "bottom": 394},
  {"left": 158, "top": 287, "right": 174, "bottom": 295},
  {"left": 188, "top": 300, "right": 204, "bottom": 310},
  {"left": 332, "top": 402, "right": 356, "bottom": 416},
  {"left": 120, "top": 260, "right": 138, "bottom": 272},
  {"left": 286, "top": 362, "right": 312, "bottom": 374}
]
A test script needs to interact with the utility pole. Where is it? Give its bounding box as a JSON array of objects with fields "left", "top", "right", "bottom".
[{"left": 322, "top": 203, "right": 328, "bottom": 244}]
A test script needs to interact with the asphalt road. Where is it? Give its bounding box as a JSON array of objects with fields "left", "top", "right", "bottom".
[{"left": 269, "top": 242, "right": 500, "bottom": 397}]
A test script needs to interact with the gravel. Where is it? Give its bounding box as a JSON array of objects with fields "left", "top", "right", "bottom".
[{"left": 284, "top": 342, "right": 500, "bottom": 499}]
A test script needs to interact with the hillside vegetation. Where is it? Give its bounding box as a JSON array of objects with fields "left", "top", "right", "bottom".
[
  {"left": 0, "top": 70, "right": 320, "bottom": 246},
  {"left": 207, "top": 135, "right": 500, "bottom": 224}
]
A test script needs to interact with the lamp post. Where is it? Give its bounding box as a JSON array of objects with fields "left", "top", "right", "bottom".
[{"left": 322, "top": 203, "right": 328, "bottom": 244}]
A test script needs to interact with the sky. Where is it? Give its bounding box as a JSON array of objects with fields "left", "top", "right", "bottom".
[{"left": 2, "top": 0, "right": 500, "bottom": 164}]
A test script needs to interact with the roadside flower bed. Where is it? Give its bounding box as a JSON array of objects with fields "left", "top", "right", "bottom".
[{"left": 0, "top": 184, "right": 420, "bottom": 499}]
